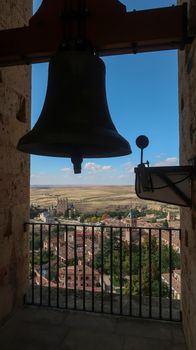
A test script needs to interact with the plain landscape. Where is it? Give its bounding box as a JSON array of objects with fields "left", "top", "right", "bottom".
[{"left": 30, "top": 185, "right": 172, "bottom": 213}]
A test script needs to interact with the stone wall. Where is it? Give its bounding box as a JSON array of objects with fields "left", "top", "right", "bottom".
[
  {"left": 0, "top": 1, "right": 32, "bottom": 325},
  {"left": 178, "top": 1, "right": 196, "bottom": 349}
]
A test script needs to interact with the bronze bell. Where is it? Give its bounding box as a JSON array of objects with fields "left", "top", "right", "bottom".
[{"left": 17, "top": 49, "right": 132, "bottom": 173}]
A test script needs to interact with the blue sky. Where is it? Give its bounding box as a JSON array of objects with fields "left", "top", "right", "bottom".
[{"left": 31, "top": 0, "right": 178, "bottom": 186}]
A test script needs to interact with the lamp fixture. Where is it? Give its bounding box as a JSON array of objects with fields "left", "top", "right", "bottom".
[{"left": 135, "top": 135, "right": 195, "bottom": 207}]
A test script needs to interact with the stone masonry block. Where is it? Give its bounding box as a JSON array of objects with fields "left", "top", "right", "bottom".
[
  {"left": 0, "top": 0, "right": 32, "bottom": 325},
  {"left": 178, "top": 1, "right": 196, "bottom": 349}
]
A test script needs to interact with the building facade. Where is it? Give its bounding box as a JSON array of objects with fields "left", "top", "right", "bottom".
[{"left": 56, "top": 198, "right": 68, "bottom": 216}]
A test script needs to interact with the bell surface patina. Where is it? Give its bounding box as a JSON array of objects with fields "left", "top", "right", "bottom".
[{"left": 17, "top": 49, "right": 131, "bottom": 172}]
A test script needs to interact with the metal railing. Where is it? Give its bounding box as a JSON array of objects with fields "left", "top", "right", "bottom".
[{"left": 25, "top": 223, "right": 181, "bottom": 321}]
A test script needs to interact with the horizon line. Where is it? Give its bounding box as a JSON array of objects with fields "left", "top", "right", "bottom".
[{"left": 30, "top": 184, "right": 135, "bottom": 187}]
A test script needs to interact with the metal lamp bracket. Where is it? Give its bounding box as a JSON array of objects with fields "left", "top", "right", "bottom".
[{"left": 134, "top": 136, "right": 196, "bottom": 207}]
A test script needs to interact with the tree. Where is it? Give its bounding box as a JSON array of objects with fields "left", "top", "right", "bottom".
[
  {"left": 90, "top": 216, "right": 98, "bottom": 224},
  {"left": 162, "top": 219, "right": 169, "bottom": 229},
  {"left": 80, "top": 215, "right": 85, "bottom": 223},
  {"left": 101, "top": 213, "right": 109, "bottom": 221},
  {"left": 94, "top": 233, "right": 181, "bottom": 298},
  {"left": 30, "top": 237, "right": 40, "bottom": 251}
]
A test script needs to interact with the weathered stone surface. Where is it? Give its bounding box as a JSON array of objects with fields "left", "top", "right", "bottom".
[
  {"left": 0, "top": 1, "right": 32, "bottom": 29},
  {"left": 0, "top": 307, "right": 186, "bottom": 350},
  {"left": 0, "top": 0, "right": 32, "bottom": 325},
  {"left": 178, "top": 1, "right": 196, "bottom": 349}
]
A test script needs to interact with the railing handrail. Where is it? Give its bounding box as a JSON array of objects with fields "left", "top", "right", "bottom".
[{"left": 25, "top": 222, "right": 181, "bottom": 231}]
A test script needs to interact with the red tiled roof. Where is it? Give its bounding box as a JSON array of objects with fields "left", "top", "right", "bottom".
[{"left": 162, "top": 271, "right": 181, "bottom": 294}]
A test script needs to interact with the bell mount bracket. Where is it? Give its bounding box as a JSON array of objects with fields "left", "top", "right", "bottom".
[{"left": 0, "top": 0, "right": 192, "bottom": 67}]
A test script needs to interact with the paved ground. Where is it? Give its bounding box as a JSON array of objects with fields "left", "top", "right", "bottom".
[{"left": 0, "top": 307, "right": 187, "bottom": 350}]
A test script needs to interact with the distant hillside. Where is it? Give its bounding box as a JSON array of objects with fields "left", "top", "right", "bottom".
[{"left": 30, "top": 185, "right": 170, "bottom": 214}]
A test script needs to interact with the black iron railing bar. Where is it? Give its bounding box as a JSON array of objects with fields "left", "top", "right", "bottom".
[
  {"left": 169, "top": 229, "right": 173, "bottom": 321},
  {"left": 40, "top": 223, "right": 43, "bottom": 306},
  {"left": 65, "top": 225, "right": 68, "bottom": 309},
  {"left": 139, "top": 228, "right": 142, "bottom": 317},
  {"left": 110, "top": 226, "right": 113, "bottom": 314},
  {"left": 74, "top": 226, "right": 77, "bottom": 310},
  {"left": 149, "top": 228, "right": 152, "bottom": 318},
  {"left": 26, "top": 222, "right": 180, "bottom": 231},
  {"left": 120, "top": 227, "right": 123, "bottom": 315},
  {"left": 101, "top": 226, "right": 104, "bottom": 313},
  {"left": 48, "top": 225, "right": 51, "bottom": 306},
  {"left": 83, "top": 225, "right": 86, "bottom": 311},
  {"left": 129, "top": 227, "right": 132, "bottom": 317},
  {"left": 32, "top": 224, "right": 35, "bottom": 305},
  {"left": 92, "top": 226, "right": 95, "bottom": 312},
  {"left": 57, "top": 224, "right": 60, "bottom": 308},
  {"left": 159, "top": 228, "right": 162, "bottom": 319}
]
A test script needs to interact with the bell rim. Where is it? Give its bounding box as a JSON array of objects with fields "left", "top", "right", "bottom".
[{"left": 17, "top": 139, "right": 132, "bottom": 158}]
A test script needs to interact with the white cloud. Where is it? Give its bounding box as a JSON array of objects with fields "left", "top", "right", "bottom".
[
  {"left": 31, "top": 172, "right": 46, "bottom": 179},
  {"left": 154, "top": 157, "right": 179, "bottom": 167},
  {"left": 102, "top": 165, "right": 113, "bottom": 171},
  {"left": 124, "top": 162, "right": 135, "bottom": 173},
  {"left": 31, "top": 161, "right": 136, "bottom": 186},
  {"left": 30, "top": 170, "right": 135, "bottom": 186},
  {"left": 84, "top": 162, "right": 113, "bottom": 172},
  {"left": 118, "top": 174, "right": 127, "bottom": 179},
  {"left": 155, "top": 153, "right": 166, "bottom": 159},
  {"left": 61, "top": 167, "right": 72, "bottom": 173}
]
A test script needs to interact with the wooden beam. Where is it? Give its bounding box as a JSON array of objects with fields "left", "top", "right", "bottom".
[
  {"left": 90, "top": 4, "right": 189, "bottom": 55},
  {"left": 0, "top": 1, "right": 189, "bottom": 67}
]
